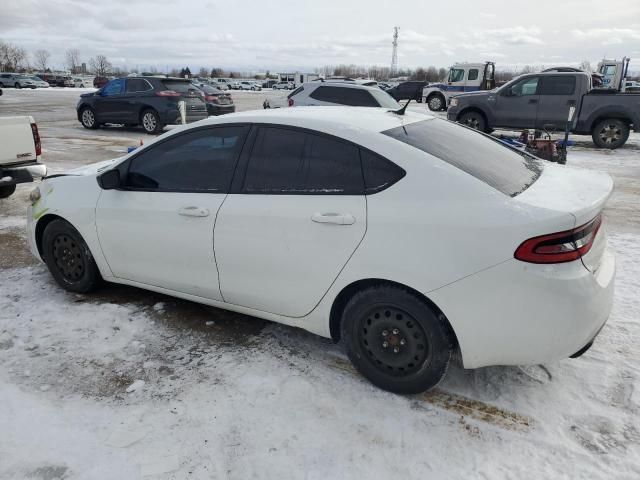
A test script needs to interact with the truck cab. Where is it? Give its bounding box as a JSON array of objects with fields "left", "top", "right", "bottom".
[
  {"left": 422, "top": 62, "right": 495, "bottom": 111},
  {"left": 597, "top": 57, "right": 631, "bottom": 91}
]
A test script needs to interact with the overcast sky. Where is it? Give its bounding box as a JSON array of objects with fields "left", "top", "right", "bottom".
[{"left": 2, "top": 0, "right": 639, "bottom": 72}]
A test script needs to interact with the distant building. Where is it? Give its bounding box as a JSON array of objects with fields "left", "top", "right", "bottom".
[{"left": 278, "top": 72, "right": 320, "bottom": 86}]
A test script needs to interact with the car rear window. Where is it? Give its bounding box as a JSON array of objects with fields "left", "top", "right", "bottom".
[
  {"left": 162, "top": 80, "right": 201, "bottom": 94},
  {"left": 383, "top": 119, "right": 542, "bottom": 196}
]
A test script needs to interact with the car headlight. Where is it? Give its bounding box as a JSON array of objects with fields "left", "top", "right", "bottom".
[
  {"left": 29, "top": 186, "right": 41, "bottom": 205},
  {"left": 449, "top": 98, "right": 459, "bottom": 107}
]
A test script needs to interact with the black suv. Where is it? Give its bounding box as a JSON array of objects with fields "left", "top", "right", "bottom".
[
  {"left": 76, "top": 77, "right": 208, "bottom": 134},
  {"left": 386, "top": 81, "right": 426, "bottom": 103}
]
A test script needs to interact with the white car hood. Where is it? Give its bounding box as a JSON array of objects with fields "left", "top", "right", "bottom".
[{"left": 59, "top": 158, "right": 120, "bottom": 177}]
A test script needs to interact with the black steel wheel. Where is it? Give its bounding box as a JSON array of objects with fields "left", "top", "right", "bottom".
[
  {"left": 42, "top": 219, "right": 101, "bottom": 293},
  {"left": 341, "top": 286, "right": 454, "bottom": 394}
]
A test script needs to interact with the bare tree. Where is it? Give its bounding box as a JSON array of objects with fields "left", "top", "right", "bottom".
[
  {"left": 198, "top": 67, "right": 209, "bottom": 78},
  {"left": 33, "top": 49, "right": 51, "bottom": 72},
  {"left": 89, "top": 55, "right": 112, "bottom": 76},
  {"left": 1, "top": 42, "right": 27, "bottom": 71},
  {"left": 438, "top": 67, "right": 447, "bottom": 81},
  {"left": 65, "top": 48, "right": 81, "bottom": 73}
]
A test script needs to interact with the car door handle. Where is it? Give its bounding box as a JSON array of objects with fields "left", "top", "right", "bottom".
[
  {"left": 178, "top": 206, "right": 210, "bottom": 217},
  {"left": 528, "top": 99, "right": 538, "bottom": 104},
  {"left": 311, "top": 212, "right": 355, "bottom": 225}
]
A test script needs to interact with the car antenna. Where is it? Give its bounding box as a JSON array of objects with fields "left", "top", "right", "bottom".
[{"left": 390, "top": 98, "right": 412, "bottom": 116}]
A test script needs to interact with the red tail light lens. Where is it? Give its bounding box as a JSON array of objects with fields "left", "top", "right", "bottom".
[
  {"left": 205, "top": 95, "right": 220, "bottom": 103},
  {"left": 156, "top": 90, "right": 181, "bottom": 97},
  {"left": 514, "top": 215, "right": 602, "bottom": 264},
  {"left": 31, "top": 123, "right": 42, "bottom": 156},
  {"left": 288, "top": 98, "right": 294, "bottom": 107}
]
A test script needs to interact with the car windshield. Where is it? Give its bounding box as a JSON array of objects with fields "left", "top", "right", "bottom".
[
  {"left": 370, "top": 89, "right": 402, "bottom": 108},
  {"left": 383, "top": 118, "right": 543, "bottom": 197}
]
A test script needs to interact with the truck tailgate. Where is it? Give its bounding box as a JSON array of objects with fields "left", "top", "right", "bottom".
[{"left": 0, "top": 116, "right": 37, "bottom": 166}]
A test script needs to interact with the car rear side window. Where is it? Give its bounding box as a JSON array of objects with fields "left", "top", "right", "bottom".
[
  {"left": 360, "top": 150, "right": 406, "bottom": 194},
  {"left": 309, "top": 86, "right": 378, "bottom": 107},
  {"left": 126, "top": 78, "right": 152, "bottom": 93},
  {"left": 242, "top": 127, "right": 363, "bottom": 194},
  {"left": 540, "top": 76, "right": 576, "bottom": 95},
  {"left": 288, "top": 86, "right": 304, "bottom": 98},
  {"left": 125, "top": 126, "right": 248, "bottom": 192},
  {"left": 383, "top": 119, "right": 542, "bottom": 196}
]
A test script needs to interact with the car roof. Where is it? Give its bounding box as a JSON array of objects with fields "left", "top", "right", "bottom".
[
  {"left": 301, "top": 81, "right": 383, "bottom": 92},
  {"left": 199, "top": 106, "right": 432, "bottom": 136}
]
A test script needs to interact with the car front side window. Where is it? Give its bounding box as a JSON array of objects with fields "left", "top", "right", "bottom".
[
  {"left": 507, "top": 77, "right": 539, "bottom": 96},
  {"left": 124, "top": 126, "right": 249, "bottom": 192},
  {"left": 102, "top": 79, "right": 125, "bottom": 96}
]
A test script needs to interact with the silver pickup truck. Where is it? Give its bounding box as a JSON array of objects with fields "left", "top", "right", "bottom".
[
  {"left": 447, "top": 71, "right": 640, "bottom": 149},
  {"left": 0, "top": 116, "right": 47, "bottom": 198}
]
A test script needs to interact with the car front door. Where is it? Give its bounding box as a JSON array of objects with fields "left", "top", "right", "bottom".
[
  {"left": 493, "top": 76, "right": 540, "bottom": 128},
  {"left": 447, "top": 67, "right": 466, "bottom": 93},
  {"left": 95, "top": 78, "right": 126, "bottom": 123},
  {"left": 535, "top": 75, "right": 578, "bottom": 130},
  {"left": 95, "top": 125, "right": 249, "bottom": 300},
  {"left": 214, "top": 126, "right": 367, "bottom": 317}
]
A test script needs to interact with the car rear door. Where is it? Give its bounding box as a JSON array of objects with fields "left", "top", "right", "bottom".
[
  {"left": 214, "top": 126, "right": 367, "bottom": 317},
  {"left": 124, "top": 78, "right": 154, "bottom": 123},
  {"left": 535, "top": 75, "right": 578, "bottom": 130},
  {"left": 493, "top": 76, "right": 540, "bottom": 128},
  {"left": 96, "top": 125, "right": 249, "bottom": 300}
]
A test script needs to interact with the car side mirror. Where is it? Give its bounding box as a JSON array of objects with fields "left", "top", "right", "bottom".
[{"left": 97, "top": 169, "right": 121, "bottom": 190}]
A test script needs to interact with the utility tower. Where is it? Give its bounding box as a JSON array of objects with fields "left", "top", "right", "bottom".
[{"left": 390, "top": 27, "right": 399, "bottom": 78}]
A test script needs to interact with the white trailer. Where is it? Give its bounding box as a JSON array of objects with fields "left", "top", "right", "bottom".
[{"left": 422, "top": 62, "right": 495, "bottom": 111}]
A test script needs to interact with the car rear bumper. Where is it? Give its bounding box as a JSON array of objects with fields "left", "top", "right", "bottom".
[
  {"left": 206, "top": 104, "right": 235, "bottom": 115},
  {"left": 0, "top": 163, "right": 47, "bottom": 187},
  {"left": 428, "top": 245, "right": 615, "bottom": 369}
]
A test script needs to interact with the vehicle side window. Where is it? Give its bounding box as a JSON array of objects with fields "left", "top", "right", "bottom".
[
  {"left": 242, "top": 127, "right": 363, "bottom": 194},
  {"left": 126, "top": 78, "right": 152, "bottom": 93},
  {"left": 506, "top": 77, "right": 539, "bottom": 96},
  {"left": 540, "top": 76, "right": 576, "bottom": 95},
  {"left": 360, "top": 149, "right": 406, "bottom": 194},
  {"left": 342, "top": 88, "right": 379, "bottom": 107},
  {"left": 288, "top": 86, "right": 304, "bottom": 98},
  {"left": 468, "top": 69, "right": 479, "bottom": 81},
  {"left": 449, "top": 68, "right": 465, "bottom": 82},
  {"left": 102, "top": 79, "right": 125, "bottom": 96},
  {"left": 125, "top": 126, "right": 249, "bottom": 192},
  {"left": 309, "top": 86, "right": 341, "bottom": 103}
]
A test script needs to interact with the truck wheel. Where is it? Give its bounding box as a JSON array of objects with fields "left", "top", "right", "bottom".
[
  {"left": 0, "top": 185, "right": 17, "bottom": 199},
  {"left": 80, "top": 107, "right": 99, "bottom": 130},
  {"left": 427, "top": 94, "right": 445, "bottom": 111},
  {"left": 592, "top": 119, "right": 630, "bottom": 149},
  {"left": 459, "top": 111, "right": 487, "bottom": 132},
  {"left": 340, "top": 285, "right": 454, "bottom": 394}
]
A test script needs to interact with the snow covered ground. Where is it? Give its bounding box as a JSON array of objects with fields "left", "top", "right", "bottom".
[{"left": 0, "top": 89, "right": 639, "bottom": 479}]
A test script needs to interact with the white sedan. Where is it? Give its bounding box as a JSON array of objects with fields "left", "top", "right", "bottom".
[{"left": 26, "top": 107, "right": 615, "bottom": 394}]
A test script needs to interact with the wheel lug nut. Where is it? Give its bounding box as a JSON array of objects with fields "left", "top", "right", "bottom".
[
  {"left": 382, "top": 341, "right": 388, "bottom": 348},
  {"left": 400, "top": 339, "right": 406, "bottom": 345},
  {"left": 393, "top": 347, "right": 400, "bottom": 353},
  {"left": 381, "top": 330, "right": 388, "bottom": 337},
  {"left": 392, "top": 328, "right": 399, "bottom": 335}
]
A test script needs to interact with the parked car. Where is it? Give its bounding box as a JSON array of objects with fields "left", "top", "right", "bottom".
[
  {"left": 197, "top": 84, "right": 235, "bottom": 116},
  {"left": 0, "top": 73, "right": 37, "bottom": 88},
  {"left": 211, "top": 78, "right": 232, "bottom": 91},
  {"left": 76, "top": 77, "right": 208, "bottom": 134},
  {"left": 447, "top": 71, "right": 640, "bottom": 149},
  {"left": 25, "top": 75, "right": 50, "bottom": 88},
  {"left": 72, "top": 76, "right": 92, "bottom": 88},
  {"left": 239, "top": 81, "right": 254, "bottom": 90},
  {"left": 93, "top": 76, "right": 109, "bottom": 88},
  {"left": 0, "top": 116, "right": 47, "bottom": 198},
  {"left": 263, "top": 81, "right": 401, "bottom": 109},
  {"left": 386, "top": 81, "right": 426, "bottom": 103},
  {"left": 272, "top": 81, "right": 294, "bottom": 90},
  {"left": 229, "top": 81, "right": 241, "bottom": 90},
  {"left": 262, "top": 79, "right": 278, "bottom": 89},
  {"left": 26, "top": 107, "right": 615, "bottom": 394},
  {"left": 41, "top": 74, "right": 74, "bottom": 87}
]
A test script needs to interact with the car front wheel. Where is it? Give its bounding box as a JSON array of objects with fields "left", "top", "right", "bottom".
[
  {"left": 80, "top": 107, "right": 99, "bottom": 129},
  {"left": 42, "top": 219, "right": 101, "bottom": 293},
  {"left": 427, "top": 94, "right": 445, "bottom": 111},
  {"left": 341, "top": 286, "right": 454, "bottom": 394}
]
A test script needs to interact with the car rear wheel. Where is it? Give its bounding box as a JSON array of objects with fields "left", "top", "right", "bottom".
[
  {"left": 592, "top": 119, "right": 630, "bottom": 149},
  {"left": 427, "top": 94, "right": 445, "bottom": 111},
  {"left": 459, "top": 111, "right": 487, "bottom": 132},
  {"left": 80, "top": 107, "right": 99, "bottom": 129},
  {"left": 42, "top": 219, "right": 101, "bottom": 293},
  {"left": 15, "top": 82, "right": 21, "bottom": 89},
  {"left": 141, "top": 109, "right": 163, "bottom": 134},
  {"left": 0, "top": 185, "right": 17, "bottom": 199},
  {"left": 340, "top": 286, "right": 453, "bottom": 394}
]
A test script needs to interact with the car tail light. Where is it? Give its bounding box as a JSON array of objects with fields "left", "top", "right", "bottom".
[
  {"left": 31, "top": 123, "right": 42, "bottom": 156},
  {"left": 288, "top": 98, "right": 294, "bottom": 107},
  {"left": 514, "top": 215, "right": 602, "bottom": 264},
  {"left": 205, "top": 95, "right": 220, "bottom": 103},
  {"left": 156, "top": 90, "right": 181, "bottom": 97}
]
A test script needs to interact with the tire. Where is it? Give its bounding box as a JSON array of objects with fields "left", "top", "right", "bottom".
[
  {"left": 458, "top": 111, "right": 487, "bottom": 132},
  {"left": 0, "top": 185, "right": 17, "bottom": 199},
  {"left": 42, "top": 219, "right": 101, "bottom": 293},
  {"left": 80, "top": 107, "right": 99, "bottom": 130},
  {"left": 0, "top": 82, "right": 4, "bottom": 88},
  {"left": 340, "top": 285, "right": 453, "bottom": 394},
  {"left": 15, "top": 82, "right": 21, "bottom": 89},
  {"left": 591, "top": 118, "right": 630, "bottom": 149},
  {"left": 140, "top": 109, "right": 163, "bottom": 134},
  {"left": 427, "top": 94, "right": 445, "bottom": 111}
]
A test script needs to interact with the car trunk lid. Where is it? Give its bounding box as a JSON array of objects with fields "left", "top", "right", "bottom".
[{"left": 160, "top": 80, "right": 207, "bottom": 117}]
